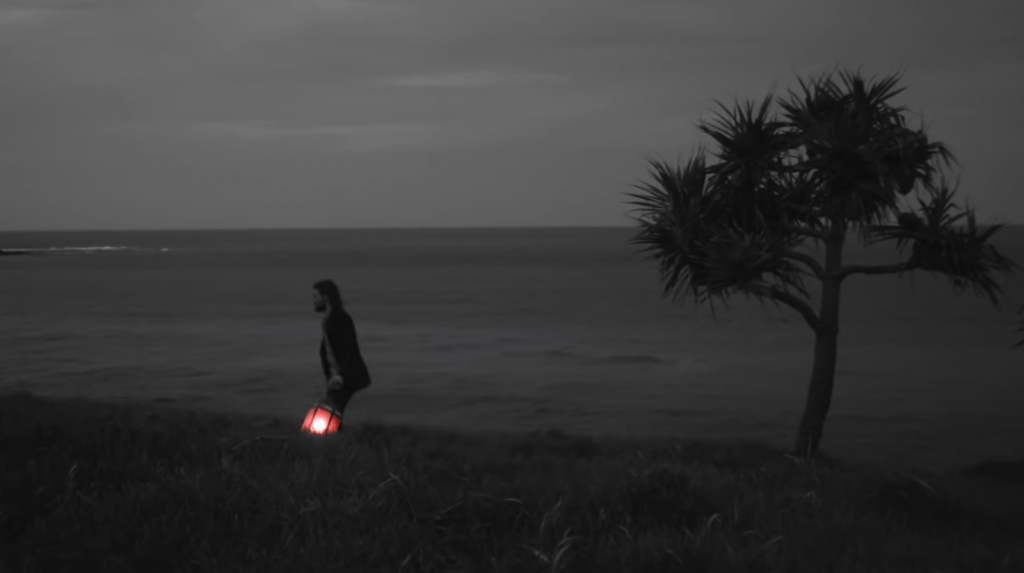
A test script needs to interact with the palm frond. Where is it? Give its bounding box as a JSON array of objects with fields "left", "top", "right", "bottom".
[
  {"left": 626, "top": 66, "right": 1020, "bottom": 346},
  {"left": 837, "top": 68, "right": 908, "bottom": 115},
  {"left": 866, "top": 179, "right": 1020, "bottom": 306},
  {"left": 626, "top": 154, "right": 815, "bottom": 317},
  {"left": 699, "top": 92, "right": 797, "bottom": 193},
  {"left": 777, "top": 69, "right": 956, "bottom": 240}
]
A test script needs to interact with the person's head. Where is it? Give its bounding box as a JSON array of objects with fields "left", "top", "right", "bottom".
[{"left": 313, "top": 279, "right": 344, "bottom": 314}]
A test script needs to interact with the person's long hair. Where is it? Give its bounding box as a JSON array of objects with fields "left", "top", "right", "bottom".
[{"left": 314, "top": 279, "right": 345, "bottom": 312}]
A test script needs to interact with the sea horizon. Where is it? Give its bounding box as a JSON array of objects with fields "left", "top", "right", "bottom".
[{"left": 2, "top": 226, "right": 1022, "bottom": 475}]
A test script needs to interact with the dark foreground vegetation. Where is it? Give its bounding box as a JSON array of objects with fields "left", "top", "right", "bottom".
[{"left": 1, "top": 391, "right": 1021, "bottom": 572}]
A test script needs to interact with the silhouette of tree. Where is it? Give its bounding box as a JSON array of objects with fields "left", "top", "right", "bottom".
[{"left": 626, "top": 68, "right": 1021, "bottom": 460}]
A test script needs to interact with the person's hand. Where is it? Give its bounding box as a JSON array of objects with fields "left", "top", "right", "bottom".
[{"left": 327, "top": 375, "right": 344, "bottom": 391}]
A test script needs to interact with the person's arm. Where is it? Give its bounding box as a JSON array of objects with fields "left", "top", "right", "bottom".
[
  {"left": 319, "top": 338, "right": 332, "bottom": 380},
  {"left": 325, "top": 315, "right": 356, "bottom": 376}
]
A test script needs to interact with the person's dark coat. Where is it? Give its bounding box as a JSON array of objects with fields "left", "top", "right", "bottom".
[{"left": 319, "top": 310, "right": 371, "bottom": 389}]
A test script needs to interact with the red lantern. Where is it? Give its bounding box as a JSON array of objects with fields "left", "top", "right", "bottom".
[{"left": 300, "top": 402, "right": 343, "bottom": 435}]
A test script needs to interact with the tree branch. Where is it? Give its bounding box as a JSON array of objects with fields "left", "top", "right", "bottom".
[
  {"left": 837, "top": 261, "right": 914, "bottom": 281},
  {"left": 745, "top": 283, "right": 820, "bottom": 332},
  {"left": 782, "top": 223, "right": 829, "bottom": 242},
  {"left": 781, "top": 249, "right": 825, "bottom": 281}
]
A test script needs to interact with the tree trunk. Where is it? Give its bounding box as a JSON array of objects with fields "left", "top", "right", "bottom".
[
  {"left": 793, "top": 323, "right": 840, "bottom": 459},
  {"left": 793, "top": 228, "right": 845, "bottom": 459}
]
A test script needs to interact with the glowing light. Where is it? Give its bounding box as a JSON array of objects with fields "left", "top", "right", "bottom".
[{"left": 301, "top": 403, "right": 342, "bottom": 435}]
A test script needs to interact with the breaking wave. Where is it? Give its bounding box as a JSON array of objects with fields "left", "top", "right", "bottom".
[{"left": 0, "top": 246, "right": 171, "bottom": 255}]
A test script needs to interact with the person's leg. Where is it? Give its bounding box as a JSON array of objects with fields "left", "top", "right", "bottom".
[
  {"left": 326, "top": 386, "right": 355, "bottom": 415},
  {"left": 325, "top": 378, "right": 366, "bottom": 423}
]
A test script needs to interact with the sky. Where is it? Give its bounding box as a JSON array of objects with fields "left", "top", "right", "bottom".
[{"left": 1, "top": 0, "right": 1022, "bottom": 231}]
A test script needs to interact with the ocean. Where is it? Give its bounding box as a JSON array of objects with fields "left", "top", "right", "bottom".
[{"left": 2, "top": 226, "right": 1022, "bottom": 473}]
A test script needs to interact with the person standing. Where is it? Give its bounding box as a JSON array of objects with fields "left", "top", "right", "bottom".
[{"left": 312, "top": 279, "right": 371, "bottom": 429}]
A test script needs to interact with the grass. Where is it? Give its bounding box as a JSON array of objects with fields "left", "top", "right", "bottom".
[{"left": 1, "top": 391, "right": 1021, "bottom": 573}]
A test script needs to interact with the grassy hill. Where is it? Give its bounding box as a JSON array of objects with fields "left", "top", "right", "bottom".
[{"left": 1, "top": 391, "right": 1020, "bottom": 572}]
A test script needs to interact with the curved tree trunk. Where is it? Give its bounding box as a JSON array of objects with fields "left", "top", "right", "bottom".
[
  {"left": 794, "top": 323, "right": 840, "bottom": 458},
  {"left": 794, "top": 228, "right": 845, "bottom": 459}
]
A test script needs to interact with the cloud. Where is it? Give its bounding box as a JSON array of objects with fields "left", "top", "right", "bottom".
[
  {"left": 373, "top": 71, "right": 567, "bottom": 89},
  {"left": 189, "top": 0, "right": 415, "bottom": 53},
  {"left": 0, "top": 7, "right": 64, "bottom": 29},
  {"left": 183, "top": 120, "right": 442, "bottom": 151},
  {"left": 2, "top": 0, "right": 1023, "bottom": 229}
]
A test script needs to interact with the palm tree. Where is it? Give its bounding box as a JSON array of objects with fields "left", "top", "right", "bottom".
[{"left": 626, "top": 68, "right": 1020, "bottom": 460}]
